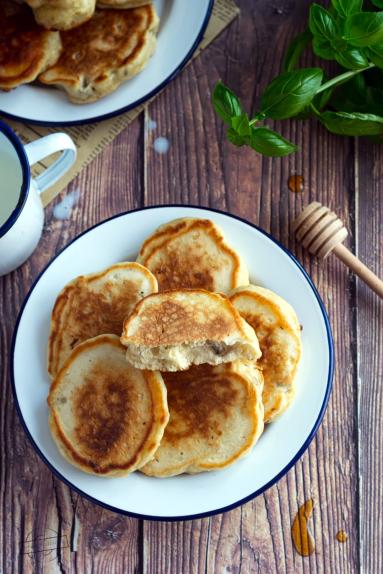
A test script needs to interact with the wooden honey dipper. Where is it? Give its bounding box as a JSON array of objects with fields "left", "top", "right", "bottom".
[{"left": 292, "top": 202, "right": 383, "bottom": 299}]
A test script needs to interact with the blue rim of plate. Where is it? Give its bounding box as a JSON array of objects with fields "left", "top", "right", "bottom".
[
  {"left": 0, "top": 120, "right": 30, "bottom": 239},
  {"left": 10, "top": 205, "right": 334, "bottom": 522},
  {"left": 0, "top": 1, "right": 214, "bottom": 127}
]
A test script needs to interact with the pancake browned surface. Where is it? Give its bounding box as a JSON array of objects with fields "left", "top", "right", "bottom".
[
  {"left": 137, "top": 218, "right": 249, "bottom": 292},
  {"left": 121, "top": 289, "right": 261, "bottom": 371},
  {"left": 0, "top": 3, "right": 62, "bottom": 90},
  {"left": 25, "top": 0, "right": 96, "bottom": 31},
  {"left": 48, "top": 335, "right": 169, "bottom": 476},
  {"left": 97, "top": 0, "right": 151, "bottom": 8},
  {"left": 39, "top": 6, "right": 159, "bottom": 103},
  {"left": 141, "top": 362, "right": 264, "bottom": 477},
  {"left": 229, "top": 285, "right": 302, "bottom": 422},
  {"left": 48, "top": 262, "right": 158, "bottom": 378}
]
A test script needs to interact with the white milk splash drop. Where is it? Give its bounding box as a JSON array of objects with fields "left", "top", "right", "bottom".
[
  {"left": 53, "top": 189, "right": 80, "bottom": 220},
  {"left": 153, "top": 137, "right": 170, "bottom": 155},
  {"left": 147, "top": 118, "right": 157, "bottom": 131}
]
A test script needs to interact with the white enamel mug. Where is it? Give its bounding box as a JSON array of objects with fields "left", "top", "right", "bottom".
[{"left": 0, "top": 121, "right": 76, "bottom": 276}]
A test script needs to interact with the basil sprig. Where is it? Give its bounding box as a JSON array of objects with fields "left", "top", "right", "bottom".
[{"left": 212, "top": 0, "right": 383, "bottom": 157}]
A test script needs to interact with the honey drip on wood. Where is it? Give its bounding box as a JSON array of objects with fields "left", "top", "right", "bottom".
[
  {"left": 288, "top": 174, "right": 304, "bottom": 193},
  {"left": 336, "top": 530, "right": 347, "bottom": 543},
  {"left": 291, "top": 499, "right": 315, "bottom": 556}
]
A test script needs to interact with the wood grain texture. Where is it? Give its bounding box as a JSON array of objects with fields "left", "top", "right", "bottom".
[
  {"left": 1, "top": 0, "right": 382, "bottom": 572},
  {"left": 355, "top": 138, "right": 383, "bottom": 574}
]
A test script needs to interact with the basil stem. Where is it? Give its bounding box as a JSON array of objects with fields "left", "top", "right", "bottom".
[{"left": 315, "top": 63, "right": 375, "bottom": 94}]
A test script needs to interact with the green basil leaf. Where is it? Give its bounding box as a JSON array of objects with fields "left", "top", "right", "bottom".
[
  {"left": 323, "top": 71, "right": 383, "bottom": 114},
  {"left": 366, "top": 43, "right": 383, "bottom": 67},
  {"left": 331, "top": 84, "right": 383, "bottom": 115},
  {"left": 332, "top": 36, "right": 348, "bottom": 51},
  {"left": 230, "top": 113, "right": 252, "bottom": 136},
  {"left": 335, "top": 47, "right": 370, "bottom": 68},
  {"left": 312, "top": 36, "right": 336, "bottom": 59},
  {"left": 371, "top": 0, "right": 383, "bottom": 9},
  {"left": 226, "top": 128, "right": 246, "bottom": 146},
  {"left": 249, "top": 127, "right": 297, "bottom": 157},
  {"left": 320, "top": 110, "right": 383, "bottom": 135},
  {"left": 331, "top": 0, "right": 362, "bottom": 18},
  {"left": 309, "top": 4, "right": 338, "bottom": 39},
  {"left": 313, "top": 86, "right": 334, "bottom": 110},
  {"left": 335, "top": 13, "right": 347, "bottom": 36},
  {"left": 212, "top": 81, "right": 243, "bottom": 124},
  {"left": 292, "top": 106, "right": 314, "bottom": 119},
  {"left": 260, "top": 68, "right": 323, "bottom": 119},
  {"left": 283, "top": 29, "right": 312, "bottom": 72},
  {"left": 345, "top": 12, "right": 383, "bottom": 47},
  {"left": 344, "top": 72, "right": 368, "bottom": 103}
]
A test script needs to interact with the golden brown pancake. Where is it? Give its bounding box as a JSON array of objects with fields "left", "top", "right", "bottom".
[
  {"left": 48, "top": 335, "right": 169, "bottom": 476},
  {"left": 120, "top": 289, "right": 261, "bottom": 371},
  {"left": 39, "top": 6, "right": 159, "bottom": 103},
  {"left": 141, "top": 362, "right": 264, "bottom": 477},
  {"left": 25, "top": 0, "right": 96, "bottom": 31},
  {"left": 48, "top": 262, "right": 158, "bottom": 378},
  {"left": 229, "top": 285, "right": 302, "bottom": 422},
  {"left": 0, "top": 2, "right": 62, "bottom": 91},
  {"left": 137, "top": 218, "right": 249, "bottom": 293}
]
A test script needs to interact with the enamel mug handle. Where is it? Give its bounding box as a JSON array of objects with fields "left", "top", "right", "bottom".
[{"left": 24, "top": 133, "right": 77, "bottom": 194}]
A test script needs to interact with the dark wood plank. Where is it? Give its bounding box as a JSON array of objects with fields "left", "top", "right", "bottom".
[
  {"left": 0, "top": 122, "right": 143, "bottom": 574},
  {"left": 143, "top": 0, "right": 359, "bottom": 572},
  {"left": 355, "top": 138, "right": 383, "bottom": 574},
  {"left": 143, "top": 519, "right": 210, "bottom": 574}
]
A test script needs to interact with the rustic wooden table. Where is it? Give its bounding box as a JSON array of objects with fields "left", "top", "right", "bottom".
[{"left": 1, "top": 1, "right": 382, "bottom": 572}]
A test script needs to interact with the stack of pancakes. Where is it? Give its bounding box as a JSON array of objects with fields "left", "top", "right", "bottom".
[
  {"left": 47, "top": 218, "right": 302, "bottom": 478},
  {"left": 0, "top": 0, "right": 159, "bottom": 103}
]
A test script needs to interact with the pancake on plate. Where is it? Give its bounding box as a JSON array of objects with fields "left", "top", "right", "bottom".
[
  {"left": 120, "top": 289, "right": 261, "bottom": 371},
  {"left": 0, "top": 2, "right": 62, "bottom": 91},
  {"left": 48, "top": 334, "right": 169, "bottom": 476},
  {"left": 39, "top": 5, "right": 159, "bottom": 103},
  {"left": 229, "top": 285, "right": 302, "bottom": 422},
  {"left": 141, "top": 361, "right": 264, "bottom": 477},
  {"left": 25, "top": 0, "right": 96, "bottom": 31},
  {"left": 137, "top": 218, "right": 249, "bottom": 292},
  {"left": 48, "top": 262, "right": 157, "bottom": 378},
  {"left": 97, "top": 0, "right": 151, "bottom": 8}
]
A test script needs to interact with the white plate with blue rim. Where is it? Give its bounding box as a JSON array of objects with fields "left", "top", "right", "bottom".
[
  {"left": 0, "top": 0, "right": 213, "bottom": 126},
  {"left": 11, "top": 206, "right": 334, "bottom": 520}
]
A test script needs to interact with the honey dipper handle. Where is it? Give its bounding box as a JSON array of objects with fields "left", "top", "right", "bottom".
[{"left": 333, "top": 243, "right": 383, "bottom": 299}]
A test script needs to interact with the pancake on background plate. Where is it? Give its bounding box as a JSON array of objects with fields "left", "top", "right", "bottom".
[
  {"left": 137, "top": 218, "right": 249, "bottom": 293},
  {"left": 120, "top": 289, "right": 261, "bottom": 371},
  {"left": 48, "top": 335, "right": 169, "bottom": 476},
  {"left": 48, "top": 262, "right": 157, "bottom": 378},
  {"left": 39, "top": 5, "right": 159, "bottom": 103},
  {"left": 229, "top": 285, "right": 302, "bottom": 422},
  {"left": 25, "top": 0, "right": 96, "bottom": 31},
  {"left": 0, "top": 2, "right": 62, "bottom": 91},
  {"left": 141, "top": 362, "right": 264, "bottom": 477}
]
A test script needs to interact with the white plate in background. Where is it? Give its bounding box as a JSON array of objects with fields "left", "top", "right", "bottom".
[
  {"left": 0, "top": 0, "right": 213, "bottom": 125},
  {"left": 11, "top": 206, "right": 333, "bottom": 520}
]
